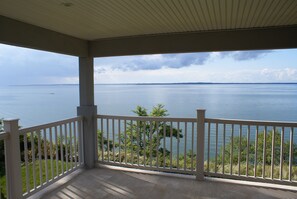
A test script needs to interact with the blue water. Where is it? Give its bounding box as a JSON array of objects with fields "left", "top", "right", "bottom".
[{"left": 0, "top": 84, "right": 297, "bottom": 127}]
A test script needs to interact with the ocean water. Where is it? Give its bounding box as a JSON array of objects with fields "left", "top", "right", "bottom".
[{"left": 0, "top": 84, "right": 297, "bottom": 127}]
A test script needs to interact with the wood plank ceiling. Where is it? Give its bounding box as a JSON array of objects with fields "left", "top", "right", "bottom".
[{"left": 0, "top": 0, "right": 297, "bottom": 41}]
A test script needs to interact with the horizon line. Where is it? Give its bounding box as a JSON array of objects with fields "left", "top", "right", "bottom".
[{"left": 7, "top": 82, "right": 297, "bottom": 86}]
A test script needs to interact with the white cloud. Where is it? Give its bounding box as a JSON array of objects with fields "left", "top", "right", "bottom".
[
  {"left": 1, "top": 43, "right": 296, "bottom": 84},
  {"left": 93, "top": 66, "right": 297, "bottom": 84},
  {"left": 260, "top": 68, "right": 297, "bottom": 81}
]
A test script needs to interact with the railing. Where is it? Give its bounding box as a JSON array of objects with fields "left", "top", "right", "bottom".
[
  {"left": 97, "top": 114, "right": 200, "bottom": 176},
  {"left": 97, "top": 111, "right": 297, "bottom": 185},
  {"left": 204, "top": 118, "right": 297, "bottom": 185},
  {"left": 0, "top": 131, "right": 9, "bottom": 199},
  {"left": 1, "top": 111, "right": 296, "bottom": 198},
  {"left": 2, "top": 116, "right": 83, "bottom": 199}
]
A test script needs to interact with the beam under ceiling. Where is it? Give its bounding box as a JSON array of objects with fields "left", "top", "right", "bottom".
[
  {"left": 1, "top": 15, "right": 297, "bottom": 58},
  {"left": 90, "top": 26, "right": 297, "bottom": 57},
  {"left": 0, "top": 15, "right": 88, "bottom": 57}
]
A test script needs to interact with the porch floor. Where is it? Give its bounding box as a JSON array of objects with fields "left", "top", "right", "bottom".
[{"left": 41, "top": 167, "right": 297, "bottom": 199}]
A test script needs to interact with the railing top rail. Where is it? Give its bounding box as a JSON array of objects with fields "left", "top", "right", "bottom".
[
  {"left": 19, "top": 116, "right": 83, "bottom": 134},
  {"left": 97, "top": 114, "right": 196, "bottom": 122},
  {"left": 0, "top": 132, "right": 9, "bottom": 140},
  {"left": 205, "top": 117, "right": 297, "bottom": 127}
]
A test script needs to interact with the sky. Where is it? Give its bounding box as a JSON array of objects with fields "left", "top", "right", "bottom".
[{"left": 0, "top": 43, "right": 296, "bottom": 85}]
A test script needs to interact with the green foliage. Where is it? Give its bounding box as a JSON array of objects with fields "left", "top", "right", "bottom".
[
  {"left": 0, "top": 160, "right": 67, "bottom": 199},
  {"left": 218, "top": 130, "right": 297, "bottom": 166},
  {"left": 98, "top": 104, "right": 182, "bottom": 164},
  {"left": 0, "top": 119, "right": 3, "bottom": 133},
  {"left": 98, "top": 130, "right": 117, "bottom": 151},
  {"left": 128, "top": 104, "right": 182, "bottom": 158}
]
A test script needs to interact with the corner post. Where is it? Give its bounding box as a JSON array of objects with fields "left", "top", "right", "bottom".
[
  {"left": 196, "top": 109, "right": 206, "bottom": 180},
  {"left": 77, "top": 56, "right": 97, "bottom": 168},
  {"left": 4, "top": 119, "right": 23, "bottom": 199}
]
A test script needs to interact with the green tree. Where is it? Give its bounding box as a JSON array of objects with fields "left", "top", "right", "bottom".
[
  {"left": 98, "top": 104, "right": 182, "bottom": 164},
  {"left": 124, "top": 104, "right": 182, "bottom": 158},
  {"left": 0, "top": 119, "right": 3, "bottom": 133},
  {"left": 219, "top": 130, "right": 297, "bottom": 166}
]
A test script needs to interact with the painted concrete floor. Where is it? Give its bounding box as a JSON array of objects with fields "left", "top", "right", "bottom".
[{"left": 41, "top": 168, "right": 297, "bottom": 199}]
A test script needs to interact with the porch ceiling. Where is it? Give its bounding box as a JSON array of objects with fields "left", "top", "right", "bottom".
[
  {"left": 1, "top": 0, "right": 297, "bottom": 40},
  {"left": 0, "top": 0, "right": 297, "bottom": 56}
]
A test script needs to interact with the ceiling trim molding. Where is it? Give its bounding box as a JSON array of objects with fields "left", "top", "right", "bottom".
[
  {"left": 1, "top": 15, "right": 297, "bottom": 58},
  {"left": 0, "top": 15, "right": 88, "bottom": 57},
  {"left": 90, "top": 26, "right": 297, "bottom": 57}
]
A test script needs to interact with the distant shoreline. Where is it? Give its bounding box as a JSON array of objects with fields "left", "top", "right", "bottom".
[{"left": 8, "top": 82, "right": 297, "bottom": 86}]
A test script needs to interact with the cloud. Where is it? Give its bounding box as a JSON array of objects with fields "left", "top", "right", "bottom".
[
  {"left": 95, "top": 50, "right": 274, "bottom": 73},
  {"left": 95, "top": 52, "right": 211, "bottom": 72},
  {"left": 94, "top": 67, "right": 297, "bottom": 84},
  {"left": 0, "top": 44, "right": 77, "bottom": 85},
  {"left": 260, "top": 68, "right": 297, "bottom": 81},
  {"left": 0, "top": 43, "right": 282, "bottom": 85},
  {"left": 221, "top": 50, "right": 273, "bottom": 61}
]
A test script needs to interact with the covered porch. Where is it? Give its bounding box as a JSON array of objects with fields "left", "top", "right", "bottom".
[
  {"left": 1, "top": 0, "right": 297, "bottom": 198},
  {"left": 36, "top": 167, "right": 297, "bottom": 199}
]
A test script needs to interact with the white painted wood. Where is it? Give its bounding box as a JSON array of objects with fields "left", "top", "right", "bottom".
[
  {"left": 207, "top": 122, "right": 210, "bottom": 172},
  {"left": 17, "top": 118, "right": 85, "bottom": 198},
  {"left": 59, "top": 125, "right": 64, "bottom": 175},
  {"left": 177, "top": 122, "right": 180, "bottom": 170},
  {"left": 0, "top": 132, "right": 8, "bottom": 140},
  {"left": 106, "top": 119, "right": 108, "bottom": 162},
  {"left": 19, "top": 117, "right": 82, "bottom": 134},
  {"left": 205, "top": 118, "right": 297, "bottom": 127},
  {"left": 49, "top": 127, "right": 54, "bottom": 180},
  {"left": 222, "top": 123, "right": 226, "bottom": 174},
  {"left": 31, "top": 131, "right": 36, "bottom": 189},
  {"left": 271, "top": 127, "right": 275, "bottom": 179},
  {"left": 196, "top": 109, "right": 205, "bottom": 181},
  {"left": 254, "top": 126, "right": 259, "bottom": 178},
  {"left": 124, "top": 120, "right": 127, "bottom": 165},
  {"left": 170, "top": 122, "right": 173, "bottom": 169},
  {"left": 112, "top": 119, "right": 115, "bottom": 163},
  {"left": 246, "top": 125, "right": 250, "bottom": 176},
  {"left": 97, "top": 114, "right": 196, "bottom": 123},
  {"left": 137, "top": 121, "right": 140, "bottom": 166},
  {"left": 37, "top": 129, "right": 43, "bottom": 186},
  {"left": 96, "top": 114, "right": 297, "bottom": 186},
  {"left": 64, "top": 124, "right": 68, "bottom": 172},
  {"left": 191, "top": 122, "right": 194, "bottom": 171},
  {"left": 184, "top": 122, "right": 187, "bottom": 170},
  {"left": 149, "top": 122, "right": 153, "bottom": 167},
  {"left": 143, "top": 121, "right": 146, "bottom": 167},
  {"left": 54, "top": 126, "right": 59, "bottom": 177},
  {"left": 215, "top": 123, "right": 218, "bottom": 173},
  {"left": 78, "top": 120, "right": 84, "bottom": 166},
  {"left": 77, "top": 56, "right": 97, "bottom": 168},
  {"left": 163, "top": 122, "right": 166, "bottom": 169},
  {"left": 280, "top": 127, "right": 284, "bottom": 180},
  {"left": 230, "top": 124, "right": 234, "bottom": 175},
  {"left": 289, "top": 127, "right": 293, "bottom": 181},
  {"left": 69, "top": 122, "right": 73, "bottom": 170},
  {"left": 24, "top": 132, "right": 30, "bottom": 194},
  {"left": 98, "top": 161, "right": 194, "bottom": 175},
  {"left": 238, "top": 125, "right": 242, "bottom": 176},
  {"left": 3, "top": 119, "right": 23, "bottom": 199},
  {"left": 43, "top": 129, "right": 49, "bottom": 183},
  {"left": 73, "top": 122, "right": 77, "bottom": 168},
  {"left": 116, "top": 120, "right": 122, "bottom": 162},
  {"left": 263, "top": 126, "right": 267, "bottom": 178}
]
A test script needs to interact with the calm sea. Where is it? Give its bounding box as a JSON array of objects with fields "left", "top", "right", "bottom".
[{"left": 0, "top": 84, "right": 297, "bottom": 127}]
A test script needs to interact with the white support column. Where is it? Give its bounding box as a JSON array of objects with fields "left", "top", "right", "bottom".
[
  {"left": 77, "top": 56, "right": 98, "bottom": 168},
  {"left": 3, "top": 119, "right": 23, "bottom": 199},
  {"left": 196, "top": 109, "right": 206, "bottom": 180}
]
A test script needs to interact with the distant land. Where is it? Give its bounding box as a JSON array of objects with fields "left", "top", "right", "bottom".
[{"left": 8, "top": 82, "right": 297, "bottom": 86}]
